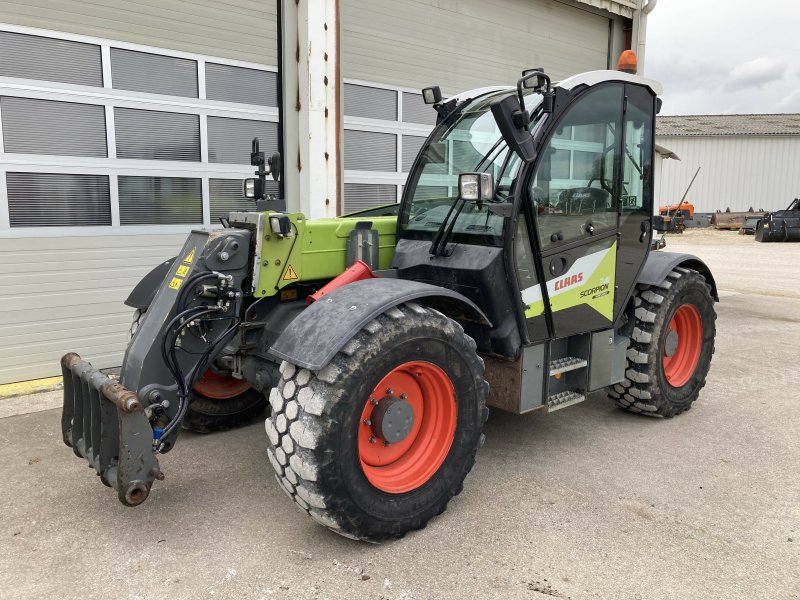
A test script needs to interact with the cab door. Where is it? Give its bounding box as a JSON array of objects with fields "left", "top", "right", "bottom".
[
  {"left": 614, "top": 84, "right": 656, "bottom": 317},
  {"left": 522, "top": 84, "right": 625, "bottom": 339}
]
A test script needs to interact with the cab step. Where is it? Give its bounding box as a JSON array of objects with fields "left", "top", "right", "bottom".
[
  {"left": 549, "top": 357, "right": 588, "bottom": 376},
  {"left": 547, "top": 390, "right": 586, "bottom": 411}
]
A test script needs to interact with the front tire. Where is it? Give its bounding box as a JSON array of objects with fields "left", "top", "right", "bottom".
[
  {"left": 265, "top": 302, "right": 489, "bottom": 542},
  {"left": 609, "top": 268, "right": 716, "bottom": 417}
]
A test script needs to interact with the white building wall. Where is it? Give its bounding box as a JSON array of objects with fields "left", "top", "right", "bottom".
[{"left": 655, "top": 135, "right": 800, "bottom": 213}]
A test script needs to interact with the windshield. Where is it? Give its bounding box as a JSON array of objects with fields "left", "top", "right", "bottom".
[{"left": 400, "top": 89, "right": 543, "bottom": 247}]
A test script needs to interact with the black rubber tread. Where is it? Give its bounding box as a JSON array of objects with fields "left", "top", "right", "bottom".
[
  {"left": 181, "top": 387, "right": 268, "bottom": 434},
  {"left": 608, "top": 268, "right": 716, "bottom": 418},
  {"left": 264, "top": 301, "right": 489, "bottom": 542},
  {"left": 130, "top": 309, "right": 270, "bottom": 434}
]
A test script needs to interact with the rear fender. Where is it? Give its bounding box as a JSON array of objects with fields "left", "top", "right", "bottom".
[
  {"left": 269, "top": 278, "right": 492, "bottom": 371},
  {"left": 124, "top": 258, "right": 176, "bottom": 310},
  {"left": 639, "top": 251, "right": 719, "bottom": 301}
]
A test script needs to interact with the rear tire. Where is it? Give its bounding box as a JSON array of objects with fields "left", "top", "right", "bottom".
[
  {"left": 265, "top": 302, "right": 489, "bottom": 542},
  {"left": 609, "top": 268, "right": 716, "bottom": 417}
]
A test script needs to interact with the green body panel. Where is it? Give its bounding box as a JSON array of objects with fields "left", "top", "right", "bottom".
[
  {"left": 253, "top": 212, "right": 398, "bottom": 297},
  {"left": 523, "top": 242, "right": 617, "bottom": 320}
]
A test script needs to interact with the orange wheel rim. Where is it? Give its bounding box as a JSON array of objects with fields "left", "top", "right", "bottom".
[
  {"left": 192, "top": 369, "right": 252, "bottom": 400},
  {"left": 662, "top": 304, "right": 703, "bottom": 388},
  {"left": 358, "top": 361, "right": 456, "bottom": 494}
]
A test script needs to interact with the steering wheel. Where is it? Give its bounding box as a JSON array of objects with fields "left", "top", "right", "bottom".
[{"left": 587, "top": 176, "right": 614, "bottom": 196}]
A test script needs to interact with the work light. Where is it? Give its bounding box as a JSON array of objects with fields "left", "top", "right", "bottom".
[{"left": 458, "top": 173, "right": 494, "bottom": 202}]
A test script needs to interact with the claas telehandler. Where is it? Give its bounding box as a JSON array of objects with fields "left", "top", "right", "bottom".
[{"left": 60, "top": 58, "right": 717, "bottom": 542}]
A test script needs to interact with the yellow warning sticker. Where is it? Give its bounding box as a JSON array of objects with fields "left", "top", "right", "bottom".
[
  {"left": 169, "top": 277, "right": 183, "bottom": 290},
  {"left": 282, "top": 264, "right": 299, "bottom": 281},
  {"left": 176, "top": 264, "right": 190, "bottom": 277},
  {"left": 183, "top": 248, "right": 196, "bottom": 264}
]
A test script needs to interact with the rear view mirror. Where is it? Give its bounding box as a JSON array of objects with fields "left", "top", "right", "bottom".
[{"left": 491, "top": 95, "right": 536, "bottom": 163}]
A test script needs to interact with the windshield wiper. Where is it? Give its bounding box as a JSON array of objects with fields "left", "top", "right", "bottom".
[{"left": 429, "top": 196, "right": 469, "bottom": 257}]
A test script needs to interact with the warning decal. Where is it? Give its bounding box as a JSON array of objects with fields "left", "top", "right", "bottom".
[
  {"left": 168, "top": 277, "right": 183, "bottom": 290},
  {"left": 176, "top": 264, "right": 190, "bottom": 277},
  {"left": 183, "top": 248, "right": 196, "bottom": 264},
  {"left": 282, "top": 264, "right": 299, "bottom": 281}
]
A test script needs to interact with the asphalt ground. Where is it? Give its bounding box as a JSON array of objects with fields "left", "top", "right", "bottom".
[{"left": 1, "top": 229, "right": 798, "bottom": 600}]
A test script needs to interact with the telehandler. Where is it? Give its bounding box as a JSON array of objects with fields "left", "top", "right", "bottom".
[{"left": 60, "top": 53, "right": 717, "bottom": 541}]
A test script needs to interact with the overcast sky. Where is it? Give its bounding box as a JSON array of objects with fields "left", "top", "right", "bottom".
[{"left": 645, "top": 1, "right": 800, "bottom": 115}]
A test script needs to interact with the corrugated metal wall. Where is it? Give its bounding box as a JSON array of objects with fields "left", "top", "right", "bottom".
[
  {"left": 2, "top": 0, "right": 614, "bottom": 88},
  {"left": 655, "top": 135, "right": 800, "bottom": 213},
  {"left": 0, "top": 234, "right": 185, "bottom": 383},
  {"left": 342, "top": 0, "right": 612, "bottom": 92},
  {"left": 0, "top": 0, "right": 278, "bottom": 64}
]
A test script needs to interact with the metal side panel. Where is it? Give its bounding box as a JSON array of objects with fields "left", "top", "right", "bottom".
[
  {"left": 520, "top": 343, "right": 546, "bottom": 413},
  {"left": 588, "top": 329, "right": 628, "bottom": 391},
  {"left": 483, "top": 343, "right": 546, "bottom": 415}
]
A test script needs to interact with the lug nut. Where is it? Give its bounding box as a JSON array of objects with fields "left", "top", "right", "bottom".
[
  {"left": 370, "top": 398, "right": 379, "bottom": 406},
  {"left": 368, "top": 436, "right": 377, "bottom": 444},
  {"left": 363, "top": 418, "right": 371, "bottom": 426},
  {"left": 399, "top": 393, "right": 407, "bottom": 400},
  {"left": 386, "top": 388, "right": 393, "bottom": 395},
  {"left": 384, "top": 441, "right": 391, "bottom": 447}
]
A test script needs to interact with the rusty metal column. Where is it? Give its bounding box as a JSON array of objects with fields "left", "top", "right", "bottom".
[{"left": 281, "top": 0, "right": 341, "bottom": 219}]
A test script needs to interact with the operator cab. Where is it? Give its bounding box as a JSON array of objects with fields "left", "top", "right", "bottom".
[{"left": 394, "top": 69, "right": 661, "bottom": 360}]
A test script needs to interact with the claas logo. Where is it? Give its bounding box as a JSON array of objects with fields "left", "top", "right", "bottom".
[{"left": 554, "top": 273, "right": 583, "bottom": 291}]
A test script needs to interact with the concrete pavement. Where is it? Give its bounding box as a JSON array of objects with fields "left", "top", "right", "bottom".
[{"left": 1, "top": 230, "right": 798, "bottom": 600}]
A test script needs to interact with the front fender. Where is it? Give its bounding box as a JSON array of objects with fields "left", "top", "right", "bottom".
[
  {"left": 269, "top": 278, "right": 491, "bottom": 371},
  {"left": 124, "top": 257, "right": 175, "bottom": 310},
  {"left": 639, "top": 251, "right": 719, "bottom": 301}
]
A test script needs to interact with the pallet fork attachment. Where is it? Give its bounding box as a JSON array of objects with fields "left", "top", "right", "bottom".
[{"left": 60, "top": 353, "right": 163, "bottom": 506}]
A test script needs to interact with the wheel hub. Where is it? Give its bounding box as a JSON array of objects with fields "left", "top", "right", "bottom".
[
  {"left": 664, "top": 330, "right": 680, "bottom": 357},
  {"left": 357, "top": 361, "right": 457, "bottom": 494},
  {"left": 370, "top": 395, "right": 415, "bottom": 444}
]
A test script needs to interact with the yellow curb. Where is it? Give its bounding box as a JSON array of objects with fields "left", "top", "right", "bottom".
[{"left": 0, "top": 376, "right": 63, "bottom": 400}]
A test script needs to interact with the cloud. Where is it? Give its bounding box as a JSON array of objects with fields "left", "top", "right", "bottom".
[
  {"left": 725, "top": 57, "right": 787, "bottom": 90},
  {"left": 776, "top": 90, "right": 800, "bottom": 112}
]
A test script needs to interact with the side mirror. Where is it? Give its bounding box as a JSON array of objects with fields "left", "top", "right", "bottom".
[
  {"left": 491, "top": 95, "right": 536, "bottom": 163},
  {"left": 459, "top": 172, "right": 493, "bottom": 202},
  {"left": 652, "top": 215, "right": 676, "bottom": 232}
]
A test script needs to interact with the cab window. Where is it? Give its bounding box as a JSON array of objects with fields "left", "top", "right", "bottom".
[{"left": 529, "top": 85, "right": 624, "bottom": 249}]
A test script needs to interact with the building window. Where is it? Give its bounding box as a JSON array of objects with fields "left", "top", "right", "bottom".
[
  {"left": 402, "top": 92, "right": 436, "bottom": 126},
  {"left": 205, "top": 63, "right": 277, "bottom": 107},
  {"left": 118, "top": 176, "right": 202, "bottom": 225},
  {"left": 343, "top": 183, "right": 397, "bottom": 213},
  {"left": 344, "top": 130, "right": 397, "bottom": 172},
  {"left": 344, "top": 84, "right": 397, "bottom": 121},
  {"left": 6, "top": 173, "right": 111, "bottom": 227},
  {"left": 115, "top": 108, "right": 200, "bottom": 161},
  {"left": 111, "top": 48, "right": 198, "bottom": 98},
  {"left": 1, "top": 97, "right": 107, "bottom": 158},
  {"left": 402, "top": 135, "right": 426, "bottom": 172},
  {"left": 0, "top": 31, "right": 102, "bottom": 87},
  {"left": 207, "top": 117, "right": 278, "bottom": 164},
  {"left": 209, "top": 178, "right": 280, "bottom": 222}
]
